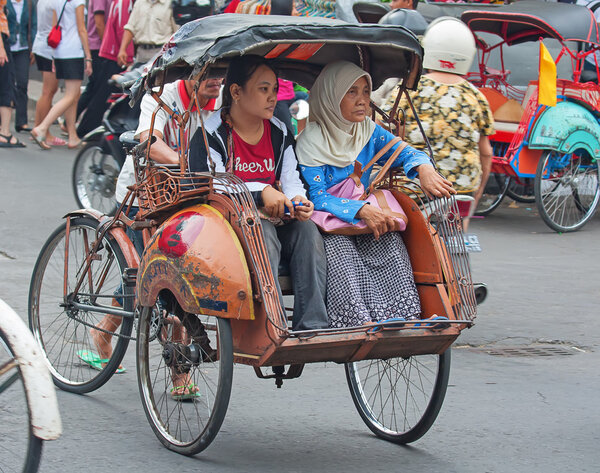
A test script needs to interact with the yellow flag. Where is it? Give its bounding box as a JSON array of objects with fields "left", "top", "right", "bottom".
[{"left": 538, "top": 42, "right": 557, "bottom": 107}]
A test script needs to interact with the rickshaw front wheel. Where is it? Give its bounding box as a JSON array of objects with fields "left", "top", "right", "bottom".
[
  {"left": 534, "top": 149, "right": 600, "bottom": 232},
  {"left": 345, "top": 350, "right": 451, "bottom": 444},
  {"left": 137, "top": 306, "right": 233, "bottom": 456}
]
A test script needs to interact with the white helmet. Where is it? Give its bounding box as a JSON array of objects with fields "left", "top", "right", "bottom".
[{"left": 422, "top": 17, "right": 476, "bottom": 75}]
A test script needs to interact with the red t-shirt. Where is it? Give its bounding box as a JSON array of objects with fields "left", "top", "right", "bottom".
[{"left": 232, "top": 120, "right": 276, "bottom": 186}]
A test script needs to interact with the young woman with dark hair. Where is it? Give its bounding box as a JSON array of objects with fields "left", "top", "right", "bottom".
[{"left": 188, "top": 55, "right": 328, "bottom": 332}]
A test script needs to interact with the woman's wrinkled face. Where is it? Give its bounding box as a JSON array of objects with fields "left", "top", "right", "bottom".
[
  {"left": 230, "top": 65, "right": 278, "bottom": 120},
  {"left": 340, "top": 76, "right": 370, "bottom": 123}
]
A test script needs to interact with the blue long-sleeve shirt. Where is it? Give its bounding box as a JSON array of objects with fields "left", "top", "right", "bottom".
[{"left": 300, "top": 124, "right": 431, "bottom": 224}]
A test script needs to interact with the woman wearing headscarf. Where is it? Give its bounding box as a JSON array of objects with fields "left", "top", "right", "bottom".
[{"left": 296, "top": 61, "right": 455, "bottom": 328}]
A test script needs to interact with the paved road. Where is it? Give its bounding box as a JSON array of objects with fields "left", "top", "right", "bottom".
[{"left": 1, "top": 141, "right": 599, "bottom": 472}]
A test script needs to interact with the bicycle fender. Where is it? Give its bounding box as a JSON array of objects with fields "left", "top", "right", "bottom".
[
  {"left": 137, "top": 204, "right": 254, "bottom": 320},
  {"left": 0, "top": 299, "right": 62, "bottom": 440},
  {"left": 62, "top": 210, "right": 140, "bottom": 269},
  {"left": 528, "top": 101, "right": 600, "bottom": 157}
]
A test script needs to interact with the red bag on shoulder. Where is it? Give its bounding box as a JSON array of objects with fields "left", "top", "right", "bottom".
[{"left": 47, "top": 0, "right": 69, "bottom": 48}]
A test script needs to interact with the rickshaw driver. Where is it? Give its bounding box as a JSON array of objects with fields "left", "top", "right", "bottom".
[{"left": 77, "top": 77, "right": 222, "bottom": 381}]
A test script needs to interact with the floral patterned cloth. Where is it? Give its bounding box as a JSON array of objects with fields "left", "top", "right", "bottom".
[
  {"left": 383, "top": 76, "right": 494, "bottom": 193},
  {"left": 0, "top": 0, "right": 9, "bottom": 36}
]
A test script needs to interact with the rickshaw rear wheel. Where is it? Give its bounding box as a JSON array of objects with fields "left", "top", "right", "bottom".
[
  {"left": 474, "top": 173, "right": 510, "bottom": 216},
  {"left": 28, "top": 217, "right": 134, "bottom": 394},
  {"left": 345, "top": 350, "right": 451, "bottom": 444},
  {"left": 534, "top": 149, "right": 600, "bottom": 232},
  {"left": 137, "top": 304, "right": 233, "bottom": 456}
]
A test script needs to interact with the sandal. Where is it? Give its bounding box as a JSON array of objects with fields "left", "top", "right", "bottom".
[
  {"left": 171, "top": 383, "right": 202, "bottom": 402},
  {"left": 412, "top": 315, "right": 450, "bottom": 330},
  {"left": 46, "top": 136, "right": 67, "bottom": 146},
  {"left": 76, "top": 350, "right": 126, "bottom": 374},
  {"left": 30, "top": 130, "right": 51, "bottom": 150},
  {"left": 0, "top": 133, "right": 25, "bottom": 148}
]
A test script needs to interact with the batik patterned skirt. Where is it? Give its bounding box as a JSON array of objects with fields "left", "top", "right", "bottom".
[{"left": 323, "top": 232, "right": 421, "bottom": 328}]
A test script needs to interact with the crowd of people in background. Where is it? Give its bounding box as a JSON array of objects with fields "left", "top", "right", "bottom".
[{"left": 0, "top": 0, "right": 176, "bottom": 149}]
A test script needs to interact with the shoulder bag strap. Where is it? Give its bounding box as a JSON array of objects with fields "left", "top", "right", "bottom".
[
  {"left": 357, "top": 136, "right": 402, "bottom": 177},
  {"left": 350, "top": 135, "right": 403, "bottom": 186},
  {"left": 56, "top": 0, "right": 69, "bottom": 27},
  {"left": 365, "top": 140, "right": 409, "bottom": 196}
]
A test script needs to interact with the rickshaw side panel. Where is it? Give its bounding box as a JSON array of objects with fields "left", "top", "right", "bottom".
[
  {"left": 390, "top": 190, "right": 444, "bottom": 283},
  {"left": 511, "top": 147, "right": 542, "bottom": 177},
  {"left": 137, "top": 204, "right": 255, "bottom": 319},
  {"left": 528, "top": 101, "right": 600, "bottom": 157}
]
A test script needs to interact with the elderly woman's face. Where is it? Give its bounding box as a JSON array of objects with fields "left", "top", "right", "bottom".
[{"left": 340, "top": 76, "right": 370, "bottom": 123}]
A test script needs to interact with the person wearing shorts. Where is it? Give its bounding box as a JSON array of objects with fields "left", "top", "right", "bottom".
[
  {"left": 31, "top": 0, "right": 93, "bottom": 149},
  {"left": 0, "top": 0, "right": 24, "bottom": 147},
  {"left": 31, "top": 0, "right": 64, "bottom": 146}
]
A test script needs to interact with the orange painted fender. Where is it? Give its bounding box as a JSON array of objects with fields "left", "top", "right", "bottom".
[{"left": 137, "top": 204, "right": 254, "bottom": 320}]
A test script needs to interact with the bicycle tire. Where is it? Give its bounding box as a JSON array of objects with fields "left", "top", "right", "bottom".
[
  {"left": 534, "top": 149, "right": 600, "bottom": 232},
  {"left": 137, "top": 305, "right": 233, "bottom": 456},
  {"left": 506, "top": 177, "right": 536, "bottom": 203},
  {"left": 345, "top": 349, "right": 451, "bottom": 444},
  {"left": 474, "top": 173, "right": 510, "bottom": 216},
  {"left": 72, "top": 142, "right": 122, "bottom": 215},
  {"left": 0, "top": 330, "right": 44, "bottom": 473},
  {"left": 28, "top": 217, "right": 133, "bottom": 394}
]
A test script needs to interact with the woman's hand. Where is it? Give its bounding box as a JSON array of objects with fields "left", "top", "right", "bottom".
[
  {"left": 84, "top": 59, "right": 93, "bottom": 77},
  {"left": 292, "top": 195, "right": 314, "bottom": 221},
  {"left": 357, "top": 203, "right": 397, "bottom": 240},
  {"left": 417, "top": 164, "right": 456, "bottom": 198},
  {"left": 0, "top": 45, "right": 7, "bottom": 67},
  {"left": 262, "top": 186, "right": 294, "bottom": 219}
]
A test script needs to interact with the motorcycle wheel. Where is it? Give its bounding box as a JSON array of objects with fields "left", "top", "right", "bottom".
[{"left": 72, "top": 142, "right": 123, "bottom": 215}]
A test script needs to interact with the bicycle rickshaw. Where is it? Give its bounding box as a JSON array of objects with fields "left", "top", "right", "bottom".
[
  {"left": 464, "top": 1, "right": 600, "bottom": 232},
  {"left": 28, "top": 14, "right": 477, "bottom": 456}
]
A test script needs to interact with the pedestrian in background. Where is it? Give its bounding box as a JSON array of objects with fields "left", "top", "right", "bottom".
[
  {"left": 31, "top": 0, "right": 92, "bottom": 149},
  {"left": 117, "top": 0, "right": 177, "bottom": 67},
  {"left": 31, "top": 0, "right": 65, "bottom": 146},
  {"left": 76, "top": 0, "right": 134, "bottom": 137},
  {"left": 6, "top": 0, "right": 36, "bottom": 134},
  {"left": 76, "top": 0, "right": 111, "bottom": 122},
  {"left": 0, "top": 0, "right": 24, "bottom": 147}
]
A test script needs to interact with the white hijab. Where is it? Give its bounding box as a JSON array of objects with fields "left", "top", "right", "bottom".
[{"left": 296, "top": 61, "right": 376, "bottom": 168}]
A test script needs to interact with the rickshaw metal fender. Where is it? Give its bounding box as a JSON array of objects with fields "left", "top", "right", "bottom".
[
  {"left": 527, "top": 101, "right": 600, "bottom": 157},
  {"left": 63, "top": 209, "right": 140, "bottom": 270},
  {"left": 0, "top": 298, "right": 62, "bottom": 440},
  {"left": 137, "top": 204, "right": 254, "bottom": 320}
]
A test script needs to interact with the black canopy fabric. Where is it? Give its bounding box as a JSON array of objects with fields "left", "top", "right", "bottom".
[
  {"left": 461, "top": 1, "right": 600, "bottom": 46},
  {"left": 135, "top": 14, "right": 423, "bottom": 99}
]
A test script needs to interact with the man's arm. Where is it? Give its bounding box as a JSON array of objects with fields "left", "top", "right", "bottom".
[
  {"left": 94, "top": 12, "right": 106, "bottom": 39},
  {"left": 138, "top": 130, "right": 179, "bottom": 165}
]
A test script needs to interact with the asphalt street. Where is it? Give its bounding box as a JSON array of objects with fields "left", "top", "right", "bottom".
[{"left": 1, "top": 139, "right": 599, "bottom": 473}]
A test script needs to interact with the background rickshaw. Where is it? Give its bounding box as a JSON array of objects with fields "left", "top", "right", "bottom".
[
  {"left": 28, "top": 14, "right": 477, "bottom": 456},
  {"left": 463, "top": 1, "right": 600, "bottom": 232}
]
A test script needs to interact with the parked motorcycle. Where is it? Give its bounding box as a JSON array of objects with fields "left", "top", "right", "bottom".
[{"left": 72, "top": 70, "right": 142, "bottom": 215}]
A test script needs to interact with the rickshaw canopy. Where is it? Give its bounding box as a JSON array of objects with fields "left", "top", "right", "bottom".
[
  {"left": 461, "top": 1, "right": 600, "bottom": 47},
  {"left": 135, "top": 13, "right": 423, "bottom": 99}
]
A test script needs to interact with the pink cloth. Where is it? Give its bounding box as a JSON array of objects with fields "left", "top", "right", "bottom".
[
  {"left": 87, "top": 0, "right": 112, "bottom": 50},
  {"left": 99, "top": 0, "right": 134, "bottom": 63},
  {"left": 277, "top": 79, "right": 295, "bottom": 101}
]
